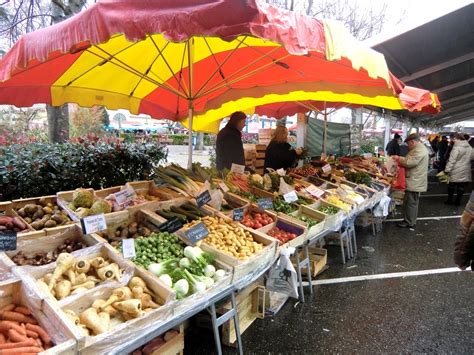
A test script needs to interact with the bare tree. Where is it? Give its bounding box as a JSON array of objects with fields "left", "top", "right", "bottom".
[{"left": 0, "top": 106, "right": 42, "bottom": 133}]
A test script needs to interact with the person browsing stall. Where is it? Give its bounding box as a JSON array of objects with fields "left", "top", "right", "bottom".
[
  {"left": 392, "top": 133, "right": 429, "bottom": 229},
  {"left": 215, "top": 111, "right": 247, "bottom": 171},
  {"left": 385, "top": 133, "right": 401, "bottom": 156},
  {"left": 264, "top": 126, "right": 302, "bottom": 171}
]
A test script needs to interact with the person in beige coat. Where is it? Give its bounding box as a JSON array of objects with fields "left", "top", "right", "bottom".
[
  {"left": 444, "top": 133, "right": 473, "bottom": 206},
  {"left": 393, "top": 133, "right": 429, "bottom": 229}
]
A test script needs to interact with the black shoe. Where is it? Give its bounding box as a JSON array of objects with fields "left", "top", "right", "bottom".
[
  {"left": 397, "top": 221, "right": 416, "bottom": 229},
  {"left": 444, "top": 200, "right": 453, "bottom": 205}
]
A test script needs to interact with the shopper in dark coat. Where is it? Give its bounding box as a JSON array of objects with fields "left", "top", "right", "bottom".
[
  {"left": 215, "top": 111, "right": 247, "bottom": 171},
  {"left": 454, "top": 191, "right": 474, "bottom": 270},
  {"left": 437, "top": 135, "right": 450, "bottom": 172},
  {"left": 385, "top": 134, "right": 401, "bottom": 156},
  {"left": 264, "top": 126, "right": 302, "bottom": 171}
]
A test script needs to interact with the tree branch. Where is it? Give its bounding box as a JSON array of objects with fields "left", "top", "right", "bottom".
[{"left": 0, "top": 13, "right": 53, "bottom": 34}]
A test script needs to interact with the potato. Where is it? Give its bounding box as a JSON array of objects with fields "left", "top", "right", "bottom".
[
  {"left": 44, "top": 219, "right": 57, "bottom": 228},
  {"left": 43, "top": 206, "right": 53, "bottom": 215},
  {"left": 24, "top": 204, "right": 37, "bottom": 215},
  {"left": 17, "top": 207, "right": 26, "bottom": 217}
]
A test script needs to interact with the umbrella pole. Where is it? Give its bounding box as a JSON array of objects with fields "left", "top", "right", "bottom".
[
  {"left": 322, "top": 103, "right": 328, "bottom": 155},
  {"left": 187, "top": 103, "right": 194, "bottom": 169}
]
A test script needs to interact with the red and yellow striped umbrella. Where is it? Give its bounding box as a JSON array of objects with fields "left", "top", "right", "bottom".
[{"left": 0, "top": 0, "right": 440, "bottom": 134}]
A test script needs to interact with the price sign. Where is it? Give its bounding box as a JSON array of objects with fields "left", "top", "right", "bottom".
[
  {"left": 158, "top": 217, "right": 183, "bottom": 233},
  {"left": 122, "top": 239, "right": 136, "bottom": 259},
  {"left": 114, "top": 187, "right": 135, "bottom": 205},
  {"left": 337, "top": 187, "right": 348, "bottom": 198},
  {"left": 218, "top": 182, "right": 229, "bottom": 193},
  {"left": 184, "top": 222, "right": 209, "bottom": 245},
  {"left": 196, "top": 190, "right": 211, "bottom": 208},
  {"left": 322, "top": 164, "right": 332, "bottom": 173},
  {"left": 232, "top": 208, "right": 244, "bottom": 221},
  {"left": 80, "top": 214, "right": 107, "bottom": 234},
  {"left": 0, "top": 230, "right": 17, "bottom": 251},
  {"left": 231, "top": 163, "right": 245, "bottom": 174},
  {"left": 276, "top": 168, "right": 286, "bottom": 176},
  {"left": 257, "top": 198, "right": 273, "bottom": 210},
  {"left": 363, "top": 153, "right": 373, "bottom": 159},
  {"left": 305, "top": 184, "right": 325, "bottom": 198},
  {"left": 283, "top": 190, "right": 298, "bottom": 203}
]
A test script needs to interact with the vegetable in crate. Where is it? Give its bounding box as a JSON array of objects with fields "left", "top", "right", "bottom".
[
  {"left": 120, "top": 232, "right": 185, "bottom": 270},
  {"left": 267, "top": 227, "right": 298, "bottom": 245},
  {"left": 0, "top": 303, "right": 53, "bottom": 353},
  {"left": 0, "top": 215, "right": 29, "bottom": 233},
  {"left": 292, "top": 215, "right": 320, "bottom": 227},
  {"left": 97, "top": 221, "right": 153, "bottom": 246},
  {"left": 317, "top": 205, "right": 339, "bottom": 215},
  {"left": 15, "top": 199, "right": 72, "bottom": 230},
  {"left": 155, "top": 203, "right": 205, "bottom": 223},
  {"left": 241, "top": 212, "right": 274, "bottom": 229},
  {"left": 187, "top": 216, "right": 264, "bottom": 260},
  {"left": 11, "top": 239, "right": 87, "bottom": 266},
  {"left": 132, "top": 329, "right": 180, "bottom": 355},
  {"left": 271, "top": 199, "right": 297, "bottom": 214}
]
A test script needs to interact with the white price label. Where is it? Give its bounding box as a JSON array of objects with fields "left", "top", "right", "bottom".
[
  {"left": 231, "top": 163, "right": 245, "bottom": 174},
  {"left": 322, "top": 164, "right": 332, "bottom": 173},
  {"left": 122, "top": 239, "right": 136, "bottom": 259},
  {"left": 81, "top": 214, "right": 107, "bottom": 234},
  {"left": 114, "top": 187, "right": 136, "bottom": 205},
  {"left": 283, "top": 190, "right": 298, "bottom": 203},
  {"left": 337, "top": 187, "right": 348, "bottom": 198},
  {"left": 276, "top": 168, "right": 286, "bottom": 176},
  {"left": 305, "top": 184, "right": 325, "bottom": 198},
  {"left": 363, "top": 153, "right": 373, "bottom": 159},
  {"left": 219, "top": 182, "right": 229, "bottom": 193}
]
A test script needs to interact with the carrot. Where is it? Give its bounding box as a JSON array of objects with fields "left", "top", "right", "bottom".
[
  {"left": 25, "top": 330, "right": 38, "bottom": 339},
  {"left": 0, "top": 321, "right": 26, "bottom": 336},
  {"left": 0, "top": 339, "right": 36, "bottom": 349},
  {"left": 13, "top": 308, "right": 31, "bottom": 316},
  {"left": 0, "top": 346, "right": 42, "bottom": 353},
  {"left": 7, "top": 329, "right": 28, "bottom": 343},
  {"left": 25, "top": 325, "right": 50, "bottom": 345},
  {"left": 0, "top": 312, "right": 37, "bottom": 325},
  {"left": 0, "top": 305, "right": 15, "bottom": 315},
  {"left": 0, "top": 334, "right": 5, "bottom": 344}
]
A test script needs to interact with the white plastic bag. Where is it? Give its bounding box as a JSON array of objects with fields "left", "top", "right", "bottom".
[
  {"left": 266, "top": 247, "right": 298, "bottom": 299},
  {"left": 279, "top": 177, "right": 294, "bottom": 195},
  {"left": 384, "top": 157, "right": 398, "bottom": 176}
]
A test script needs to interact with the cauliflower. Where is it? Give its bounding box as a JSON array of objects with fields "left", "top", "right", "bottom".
[
  {"left": 72, "top": 189, "right": 94, "bottom": 208},
  {"left": 89, "top": 199, "right": 112, "bottom": 215}
]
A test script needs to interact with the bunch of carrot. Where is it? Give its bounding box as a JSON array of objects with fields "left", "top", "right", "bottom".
[
  {"left": 0, "top": 303, "right": 52, "bottom": 354},
  {"left": 226, "top": 173, "right": 250, "bottom": 192}
]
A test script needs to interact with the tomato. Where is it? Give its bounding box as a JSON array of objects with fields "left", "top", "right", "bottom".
[{"left": 254, "top": 223, "right": 262, "bottom": 229}]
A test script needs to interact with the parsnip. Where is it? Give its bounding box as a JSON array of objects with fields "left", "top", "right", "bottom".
[
  {"left": 113, "top": 299, "right": 142, "bottom": 316},
  {"left": 55, "top": 279, "right": 72, "bottom": 299},
  {"left": 100, "top": 287, "right": 132, "bottom": 310},
  {"left": 48, "top": 253, "right": 75, "bottom": 290}
]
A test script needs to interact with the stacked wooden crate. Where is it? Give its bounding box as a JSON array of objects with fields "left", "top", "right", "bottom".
[
  {"left": 243, "top": 144, "right": 256, "bottom": 169},
  {"left": 254, "top": 144, "right": 266, "bottom": 174}
]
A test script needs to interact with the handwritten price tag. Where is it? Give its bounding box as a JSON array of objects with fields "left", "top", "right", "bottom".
[
  {"left": 231, "top": 163, "right": 245, "bottom": 174},
  {"left": 322, "top": 164, "right": 332, "bottom": 173},
  {"left": 158, "top": 218, "right": 183, "bottom": 233},
  {"left": 305, "top": 184, "right": 325, "bottom": 198},
  {"left": 232, "top": 208, "right": 244, "bottom": 221},
  {"left": 218, "top": 182, "right": 229, "bottom": 193},
  {"left": 184, "top": 223, "right": 209, "bottom": 245},
  {"left": 283, "top": 190, "right": 298, "bottom": 203},
  {"left": 196, "top": 190, "right": 211, "bottom": 207},
  {"left": 122, "top": 239, "right": 136, "bottom": 259},
  {"left": 0, "top": 231, "right": 17, "bottom": 251},
  {"left": 80, "top": 214, "right": 107, "bottom": 234},
  {"left": 257, "top": 198, "right": 273, "bottom": 210},
  {"left": 114, "top": 187, "right": 136, "bottom": 205}
]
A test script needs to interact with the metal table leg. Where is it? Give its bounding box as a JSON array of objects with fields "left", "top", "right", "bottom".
[
  {"left": 294, "top": 244, "right": 312, "bottom": 302},
  {"left": 339, "top": 231, "right": 346, "bottom": 264},
  {"left": 302, "top": 243, "right": 313, "bottom": 296},
  {"left": 207, "top": 291, "right": 243, "bottom": 355}
]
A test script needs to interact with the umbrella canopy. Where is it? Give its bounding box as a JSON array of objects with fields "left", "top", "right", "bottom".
[{"left": 0, "top": 0, "right": 440, "bottom": 136}]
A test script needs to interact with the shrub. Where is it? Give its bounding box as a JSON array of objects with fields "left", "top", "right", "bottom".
[
  {"left": 169, "top": 134, "right": 188, "bottom": 145},
  {"left": 0, "top": 139, "right": 168, "bottom": 200}
]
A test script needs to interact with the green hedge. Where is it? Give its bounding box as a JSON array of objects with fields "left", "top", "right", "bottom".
[{"left": 0, "top": 141, "right": 168, "bottom": 200}]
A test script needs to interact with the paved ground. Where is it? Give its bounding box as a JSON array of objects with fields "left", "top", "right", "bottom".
[
  {"left": 184, "top": 181, "right": 474, "bottom": 354},
  {"left": 166, "top": 145, "right": 211, "bottom": 167}
]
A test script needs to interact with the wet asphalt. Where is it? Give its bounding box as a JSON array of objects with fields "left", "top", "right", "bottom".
[{"left": 184, "top": 182, "right": 474, "bottom": 354}]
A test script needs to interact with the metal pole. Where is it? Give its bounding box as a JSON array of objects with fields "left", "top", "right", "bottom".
[
  {"left": 187, "top": 104, "right": 193, "bottom": 169},
  {"left": 322, "top": 103, "right": 328, "bottom": 155}
]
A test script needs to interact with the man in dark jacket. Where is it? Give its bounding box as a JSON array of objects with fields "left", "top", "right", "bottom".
[
  {"left": 385, "top": 133, "right": 401, "bottom": 156},
  {"left": 454, "top": 191, "right": 474, "bottom": 270},
  {"left": 215, "top": 111, "right": 247, "bottom": 171}
]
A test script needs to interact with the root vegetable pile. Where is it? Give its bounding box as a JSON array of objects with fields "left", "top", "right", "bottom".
[
  {"left": 0, "top": 304, "right": 53, "bottom": 353},
  {"left": 11, "top": 239, "right": 87, "bottom": 266},
  {"left": 97, "top": 221, "right": 153, "bottom": 247},
  {"left": 15, "top": 198, "right": 72, "bottom": 230},
  {"left": 0, "top": 216, "right": 28, "bottom": 233},
  {"left": 132, "top": 329, "right": 179, "bottom": 355},
  {"left": 187, "top": 217, "right": 264, "bottom": 260}
]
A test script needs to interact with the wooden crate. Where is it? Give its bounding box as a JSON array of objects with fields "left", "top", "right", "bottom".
[
  {"left": 11, "top": 195, "right": 76, "bottom": 233},
  {"left": 148, "top": 324, "right": 184, "bottom": 355},
  {"left": 257, "top": 214, "right": 307, "bottom": 249},
  {"left": 0, "top": 224, "right": 101, "bottom": 270},
  {"left": 288, "top": 205, "right": 326, "bottom": 238},
  {"left": 0, "top": 278, "right": 77, "bottom": 354},
  {"left": 255, "top": 152, "right": 266, "bottom": 159},
  {"left": 200, "top": 225, "right": 277, "bottom": 283},
  {"left": 306, "top": 200, "right": 344, "bottom": 231},
  {"left": 14, "top": 243, "right": 134, "bottom": 310},
  {"left": 94, "top": 186, "right": 123, "bottom": 199},
  {"left": 250, "top": 186, "right": 275, "bottom": 199},
  {"left": 295, "top": 247, "right": 327, "bottom": 277},
  {"left": 220, "top": 282, "right": 265, "bottom": 347},
  {"left": 44, "top": 261, "right": 175, "bottom": 354},
  {"left": 254, "top": 159, "right": 265, "bottom": 168},
  {"left": 255, "top": 144, "right": 267, "bottom": 152},
  {"left": 0, "top": 201, "right": 35, "bottom": 233}
]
